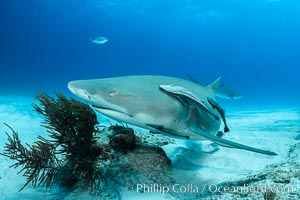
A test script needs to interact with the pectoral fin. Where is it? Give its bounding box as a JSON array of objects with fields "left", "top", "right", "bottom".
[
  {"left": 193, "top": 130, "right": 277, "bottom": 156},
  {"left": 146, "top": 124, "right": 190, "bottom": 139}
]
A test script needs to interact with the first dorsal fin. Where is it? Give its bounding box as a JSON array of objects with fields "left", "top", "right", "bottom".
[{"left": 207, "top": 76, "right": 221, "bottom": 94}]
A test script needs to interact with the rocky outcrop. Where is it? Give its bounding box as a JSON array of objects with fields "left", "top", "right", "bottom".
[{"left": 202, "top": 142, "right": 300, "bottom": 200}]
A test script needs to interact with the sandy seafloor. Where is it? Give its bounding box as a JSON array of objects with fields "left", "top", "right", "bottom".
[{"left": 0, "top": 95, "right": 299, "bottom": 200}]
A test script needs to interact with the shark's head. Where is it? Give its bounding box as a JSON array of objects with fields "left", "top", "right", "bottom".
[
  {"left": 68, "top": 79, "right": 134, "bottom": 122},
  {"left": 68, "top": 76, "right": 184, "bottom": 129}
]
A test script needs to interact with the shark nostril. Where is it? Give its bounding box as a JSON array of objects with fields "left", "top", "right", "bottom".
[
  {"left": 82, "top": 91, "right": 91, "bottom": 100},
  {"left": 108, "top": 91, "right": 118, "bottom": 97}
]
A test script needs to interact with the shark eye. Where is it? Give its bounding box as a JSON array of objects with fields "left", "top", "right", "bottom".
[{"left": 108, "top": 90, "right": 118, "bottom": 97}]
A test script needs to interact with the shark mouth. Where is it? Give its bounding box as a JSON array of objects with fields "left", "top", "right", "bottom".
[{"left": 91, "top": 104, "right": 133, "bottom": 118}]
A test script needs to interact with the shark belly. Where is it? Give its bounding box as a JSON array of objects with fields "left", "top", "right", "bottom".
[
  {"left": 93, "top": 96, "right": 184, "bottom": 132},
  {"left": 173, "top": 106, "right": 222, "bottom": 141}
]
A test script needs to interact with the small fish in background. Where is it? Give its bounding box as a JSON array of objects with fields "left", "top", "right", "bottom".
[{"left": 90, "top": 36, "right": 108, "bottom": 44}]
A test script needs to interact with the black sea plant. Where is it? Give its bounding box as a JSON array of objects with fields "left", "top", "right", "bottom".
[{"left": 1, "top": 93, "right": 111, "bottom": 192}]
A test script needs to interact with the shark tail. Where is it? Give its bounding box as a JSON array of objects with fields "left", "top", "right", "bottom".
[{"left": 193, "top": 130, "right": 277, "bottom": 156}]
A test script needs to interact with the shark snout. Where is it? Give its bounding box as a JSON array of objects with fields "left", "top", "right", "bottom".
[{"left": 68, "top": 81, "right": 91, "bottom": 101}]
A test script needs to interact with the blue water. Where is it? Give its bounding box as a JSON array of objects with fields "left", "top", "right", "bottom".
[{"left": 0, "top": 0, "right": 299, "bottom": 106}]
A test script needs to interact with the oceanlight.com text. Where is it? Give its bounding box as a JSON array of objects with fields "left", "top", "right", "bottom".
[{"left": 125, "top": 183, "right": 295, "bottom": 195}]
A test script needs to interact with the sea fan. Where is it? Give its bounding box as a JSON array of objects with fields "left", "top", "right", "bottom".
[{"left": 1, "top": 94, "right": 111, "bottom": 192}]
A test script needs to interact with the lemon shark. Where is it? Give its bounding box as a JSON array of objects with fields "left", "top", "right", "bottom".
[
  {"left": 68, "top": 75, "right": 277, "bottom": 156},
  {"left": 187, "top": 74, "right": 243, "bottom": 100}
]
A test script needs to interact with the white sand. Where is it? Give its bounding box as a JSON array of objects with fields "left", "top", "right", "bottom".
[{"left": 0, "top": 96, "right": 299, "bottom": 199}]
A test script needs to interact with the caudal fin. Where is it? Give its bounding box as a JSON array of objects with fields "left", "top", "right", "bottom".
[{"left": 193, "top": 130, "right": 277, "bottom": 156}]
